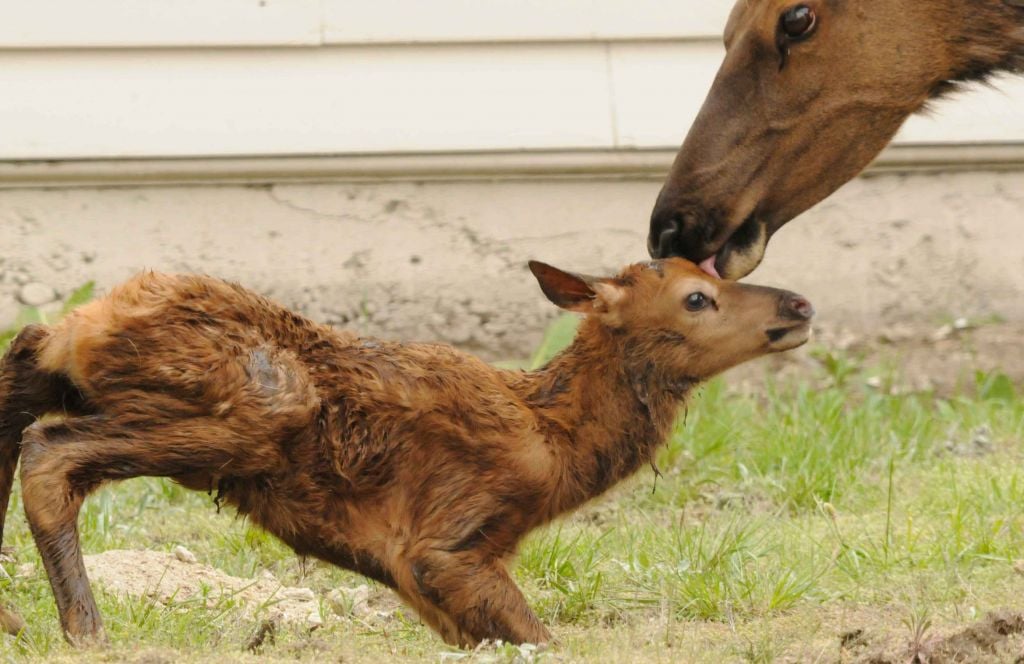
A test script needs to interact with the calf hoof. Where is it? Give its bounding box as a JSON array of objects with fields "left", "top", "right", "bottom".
[
  {"left": 64, "top": 614, "right": 107, "bottom": 648},
  {"left": 66, "top": 628, "right": 108, "bottom": 649},
  {"left": 0, "top": 605, "right": 26, "bottom": 635}
]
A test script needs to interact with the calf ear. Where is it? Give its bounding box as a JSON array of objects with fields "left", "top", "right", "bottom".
[{"left": 528, "top": 261, "right": 622, "bottom": 314}]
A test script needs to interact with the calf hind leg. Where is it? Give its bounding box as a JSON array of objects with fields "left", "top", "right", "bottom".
[
  {"left": 0, "top": 325, "right": 88, "bottom": 635},
  {"left": 19, "top": 415, "right": 276, "bottom": 644}
]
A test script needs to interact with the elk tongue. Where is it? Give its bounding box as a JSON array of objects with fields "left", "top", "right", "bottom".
[{"left": 698, "top": 256, "right": 721, "bottom": 279}]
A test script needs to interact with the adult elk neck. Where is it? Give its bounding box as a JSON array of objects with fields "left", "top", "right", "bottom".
[
  {"left": 946, "top": 0, "right": 1024, "bottom": 87},
  {"left": 515, "top": 316, "right": 693, "bottom": 513}
]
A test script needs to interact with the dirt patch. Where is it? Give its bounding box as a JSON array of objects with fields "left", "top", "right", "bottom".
[
  {"left": 726, "top": 320, "right": 1024, "bottom": 398},
  {"left": 76, "top": 549, "right": 404, "bottom": 633},
  {"left": 846, "top": 611, "right": 1024, "bottom": 664},
  {"left": 82, "top": 550, "right": 323, "bottom": 628}
]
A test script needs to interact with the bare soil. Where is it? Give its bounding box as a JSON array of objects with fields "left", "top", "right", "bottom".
[
  {"left": 845, "top": 610, "right": 1024, "bottom": 663},
  {"left": 727, "top": 320, "right": 1024, "bottom": 397},
  {"left": 81, "top": 550, "right": 323, "bottom": 628}
]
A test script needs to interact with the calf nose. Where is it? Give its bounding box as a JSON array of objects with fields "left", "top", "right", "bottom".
[{"left": 780, "top": 293, "right": 814, "bottom": 321}]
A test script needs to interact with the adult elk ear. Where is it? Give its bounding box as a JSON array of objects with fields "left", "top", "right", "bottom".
[{"left": 528, "top": 261, "right": 624, "bottom": 314}]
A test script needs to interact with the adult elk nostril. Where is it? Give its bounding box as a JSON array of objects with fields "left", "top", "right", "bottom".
[
  {"left": 647, "top": 210, "right": 682, "bottom": 259},
  {"left": 781, "top": 294, "right": 814, "bottom": 321}
]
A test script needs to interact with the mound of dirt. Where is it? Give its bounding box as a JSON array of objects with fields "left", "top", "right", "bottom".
[
  {"left": 849, "top": 610, "right": 1024, "bottom": 664},
  {"left": 83, "top": 549, "right": 322, "bottom": 628}
]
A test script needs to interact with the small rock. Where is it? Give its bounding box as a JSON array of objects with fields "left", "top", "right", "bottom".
[
  {"left": 953, "top": 317, "right": 970, "bottom": 331},
  {"left": 832, "top": 330, "right": 860, "bottom": 351},
  {"left": 15, "top": 563, "right": 35, "bottom": 579},
  {"left": 911, "top": 376, "right": 935, "bottom": 392},
  {"left": 1014, "top": 560, "right": 1024, "bottom": 576},
  {"left": 281, "top": 587, "right": 316, "bottom": 602},
  {"left": 375, "top": 607, "right": 400, "bottom": 622},
  {"left": 865, "top": 376, "right": 883, "bottom": 389},
  {"left": 47, "top": 253, "right": 70, "bottom": 273},
  {"left": 931, "top": 324, "right": 954, "bottom": 342},
  {"left": 971, "top": 425, "right": 992, "bottom": 450},
  {"left": 246, "top": 619, "right": 277, "bottom": 653},
  {"left": 840, "top": 628, "right": 868, "bottom": 649},
  {"left": 327, "top": 584, "right": 370, "bottom": 617},
  {"left": 17, "top": 282, "right": 55, "bottom": 307},
  {"left": 172, "top": 545, "right": 197, "bottom": 564},
  {"left": 877, "top": 323, "right": 914, "bottom": 344},
  {"left": 326, "top": 590, "right": 348, "bottom": 617},
  {"left": 306, "top": 609, "right": 323, "bottom": 630}
]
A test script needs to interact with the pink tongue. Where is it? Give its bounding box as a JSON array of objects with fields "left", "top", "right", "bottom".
[{"left": 698, "top": 256, "right": 721, "bottom": 279}]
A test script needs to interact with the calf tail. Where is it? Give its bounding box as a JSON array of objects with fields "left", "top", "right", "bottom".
[{"left": 0, "top": 324, "right": 83, "bottom": 635}]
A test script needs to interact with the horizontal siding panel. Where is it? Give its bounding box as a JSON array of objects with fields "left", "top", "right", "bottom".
[
  {"left": 0, "top": 1, "right": 733, "bottom": 49},
  {"left": 0, "top": 45, "right": 614, "bottom": 159},
  {"left": 323, "top": 0, "right": 733, "bottom": 44},
  {"left": 610, "top": 42, "right": 718, "bottom": 149},
  {"left": 610, "top": 43, "right": 1024, "bottom": 149},
  {"left": 0, "top": 0, "right": 322, "bottom": 48},
  {"left": 0, "top": 42, "right": 1021, "bottom": 161}
]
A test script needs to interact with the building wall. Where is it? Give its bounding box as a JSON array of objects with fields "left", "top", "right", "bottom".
[{"left": 2, "top": 1, "right": 1023, "bottom": 160}]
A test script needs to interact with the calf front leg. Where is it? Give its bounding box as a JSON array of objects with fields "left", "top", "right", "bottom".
[
  {"left": 19, "top": 416, "right": 278, "bottom": 644},
  {"left": 394, "top": 549, "right": 551, "bottom": 647}
]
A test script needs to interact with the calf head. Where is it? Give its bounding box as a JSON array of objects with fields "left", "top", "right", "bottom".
[{"left": 529, "top": 258, "right": 813, "bottom": 380}]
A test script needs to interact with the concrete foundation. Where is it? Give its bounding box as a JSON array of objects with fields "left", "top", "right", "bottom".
[{"left": 2, "top": 169, "right": 1022, "bottom": 360}]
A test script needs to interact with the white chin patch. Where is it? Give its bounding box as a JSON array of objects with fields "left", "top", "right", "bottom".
[{"left": 720, "top": 224, "right": 768, "bottom": 279}]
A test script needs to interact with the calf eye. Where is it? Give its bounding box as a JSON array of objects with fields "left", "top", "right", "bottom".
[
  {"left": 684, "top": 292, "right": 709, "bottom": 312},
  {"left": 779, "top": 5, "right": 816, "bottom": 41}
]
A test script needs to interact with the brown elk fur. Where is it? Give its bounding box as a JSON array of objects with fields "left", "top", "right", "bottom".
[
  {"left": 649, "top": 0, "right": 1024, "bottom": 279},
  {"left": 0, "top": 259, "right": 812, "bottom": 646}
]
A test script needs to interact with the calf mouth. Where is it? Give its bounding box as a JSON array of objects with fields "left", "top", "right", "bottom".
[{"left": 765, "top": 322, "right": 812, "bottom": 351}]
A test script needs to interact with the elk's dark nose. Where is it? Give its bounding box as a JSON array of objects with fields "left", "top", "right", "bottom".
[
  {"left": 780, "top": 293, "right": 814, "bottom": 321},
  {"left": 647, "top": 209, "right": 682, "bottom": 259}
]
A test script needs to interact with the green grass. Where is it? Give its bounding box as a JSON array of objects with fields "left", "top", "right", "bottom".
[{"left": 0, "top": 306, "right": 1022, "bottom": 662}]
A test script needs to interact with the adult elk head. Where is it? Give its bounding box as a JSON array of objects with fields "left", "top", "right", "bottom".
[{"left": 648, "top": 0, "right": 1024, "bottom": 279}]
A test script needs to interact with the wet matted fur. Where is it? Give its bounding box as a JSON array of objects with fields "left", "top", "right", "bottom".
[{"left": 0, "top": 259, "right": 812, "bottom": 646}]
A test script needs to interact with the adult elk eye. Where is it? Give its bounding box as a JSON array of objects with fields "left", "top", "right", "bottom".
[
  {"left": 779, "top": 5, "right": 816, "bottom": 41},
  {"left": 684, "top": 292, "right": 708, "bottom": 312}
]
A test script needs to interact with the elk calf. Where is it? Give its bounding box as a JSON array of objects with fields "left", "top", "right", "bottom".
[{"left": 0, "top": 258, "right": 812, "bottom": 646}]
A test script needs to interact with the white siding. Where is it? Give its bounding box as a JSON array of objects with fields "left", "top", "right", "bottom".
[
  {"left": 608, "top": 44, "right": 1024, "bottom": 149},
  {"left": 0, "top": 0, "right": 322, "bottom": 48},
  {"left": 0, "top": 0, "right": 733, "bottom": 48},
  {"left": 0, "top": 2, "right": 1021, "bottom": 162},
  {"left": 322, "top": 1, "right": 732, "bottom": 44},
  {"left": 0, "top": 46, "right": 615, "bottom": 159}
]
